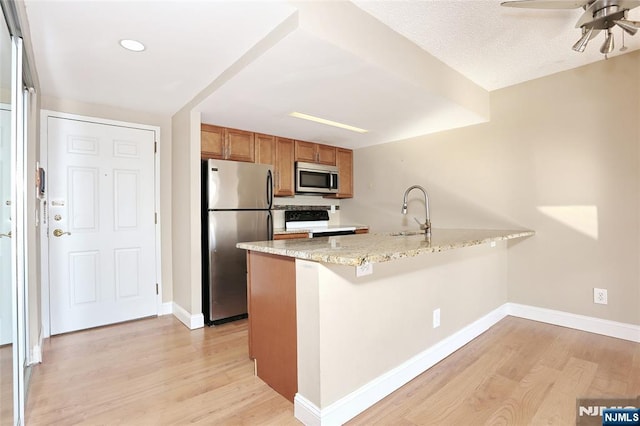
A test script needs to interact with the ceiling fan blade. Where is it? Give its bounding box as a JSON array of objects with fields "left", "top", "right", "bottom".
[{"left": 501, "top": 0, "right": 590, "bottom": 9}]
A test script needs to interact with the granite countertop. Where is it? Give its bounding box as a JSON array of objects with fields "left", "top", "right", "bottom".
[
  {"left": 274, "top": 225, "right": 369, "bottom": 235},
  {"left": 237, "top": 228, "right": 535, "bottom": 267}
]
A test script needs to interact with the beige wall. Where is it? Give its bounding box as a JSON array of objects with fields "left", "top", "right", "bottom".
[
  {"left": 170, "top": 108, "right": 201, "bottom": 315},
  {"left": 341, "top": 51, "right": 640, "bottom": 325},
  {"left": 40, "top": 96, "right": 174, "bottom": 304},
  {"left": 296, "top": 242, "right": 509, "bottom": 407}
]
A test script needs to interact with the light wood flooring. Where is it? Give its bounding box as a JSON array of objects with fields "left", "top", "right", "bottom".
[
  {"left": 26, "top": 315, "right": 640, "bottom": 425},
  {"left": 348, "top": 317, "right": 640, "bottom": 425}
]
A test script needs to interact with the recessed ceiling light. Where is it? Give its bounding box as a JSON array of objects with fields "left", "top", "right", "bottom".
[
  {"left": 119, "top": 39, "right": 145, "bottom": 52},
  {"left": 289, "top": 112, "right": 368, "bottom": 134}
]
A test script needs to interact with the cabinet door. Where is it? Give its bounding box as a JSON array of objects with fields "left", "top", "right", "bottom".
[
  {"left": 325, "top": 148, "right": 353, "bottom": 199},
  {"left": 255, "top": 133, "right": 275, "bottom": 165},
  {"left": 317, "top": 144, "right": 336, "bottom": 166},
  {"left": 201, "top": 124, "right": 225, "bottom": 159},
  {"left": 226, "top": 128, "right": 255, "bottom": 163},
  {"left": 275, "top": 137, "right": 295, "bottom": 197},
  {"left": 294, "top": 140, "right": 316, "bottom": 163}
]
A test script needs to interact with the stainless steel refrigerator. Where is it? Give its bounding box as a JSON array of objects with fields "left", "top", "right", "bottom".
[{"left": 201, "top": 159, "right": 273, "bottom": 325}]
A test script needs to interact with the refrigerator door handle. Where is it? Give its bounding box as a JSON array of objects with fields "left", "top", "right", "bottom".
[
  {"left": 267, "top": 211, "right": 273, "bottom": 240},
  {"left": 266, "top": 170, "right": 273, "bottom": 209}
]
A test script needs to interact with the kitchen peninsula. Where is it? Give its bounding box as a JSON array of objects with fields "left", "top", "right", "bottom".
[{"left": 237, "top": 228, "right": 534, "bottom": 425}]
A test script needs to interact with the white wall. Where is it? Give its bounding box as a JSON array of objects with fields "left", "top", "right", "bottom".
[{"left": 341, "top": 51, "right": 640, "bottom": 325}]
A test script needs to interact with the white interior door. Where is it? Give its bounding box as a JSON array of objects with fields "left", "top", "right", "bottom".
[
  {"left": 48, "top": 116, "right": 157, "bottom": 335},
  {"left": 0, "top": 108, "right": 11, "bottom": 344}
]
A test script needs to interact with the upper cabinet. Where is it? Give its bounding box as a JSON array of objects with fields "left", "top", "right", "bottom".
[
  {"left": 201, "top": 124, "right": 225, "bottom": 158},
  {"left": 201, "top": 124, "right": 255, "bottom": 163},
  {"left": 255, "top": 133, "right": 276, "bottom": 165},
  {"left": 294, "top": 140, "right": 336, "bottom": 166},
  {"left": 325, "top": 148, "right": 353, "bottom": 199},
  {"left": 255, "top": 134, "right": 295, "bottom": 197},
  {"left": 201, "top": 123, "right": 352, "bottom": 198},
  {"left": 275, "top": 138, "right": 295, "bottom": 197},
  {"left": 226, "top": 128, "right": 255, "bottom": 162}
]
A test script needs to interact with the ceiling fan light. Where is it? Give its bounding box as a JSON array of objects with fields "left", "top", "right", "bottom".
[
  {"left": 615, "top": 20, "right": 639, "bottom": 36},
  {"left": 572, "top": 27, "right": 593, "bottom": 52},
  {"left": 600, "top": 30, "right": 615, "bottom": 54}
]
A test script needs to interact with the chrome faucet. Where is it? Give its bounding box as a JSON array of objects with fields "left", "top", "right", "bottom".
[{"left": 401, "top": 185, "right": 431, "bottom": 237}]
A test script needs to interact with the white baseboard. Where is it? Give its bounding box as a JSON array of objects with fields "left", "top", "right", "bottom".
[
  {"left": 159, "top": 302, "right": 173, "bottom": 316},
  {"left": 505, "top": 303, "right": 640, "bottom": 343},
  {"left": 172, "top": 302, "right": 204, "bottom": 330},
  {"left": 294, "top": 304, "right": 509, "bottom": 426},
  {"left": 294, "top": 303, "right": 640, "bottom": 425},
  {"left": 294, "top": 395, "right": 323, "bottom": 426}
]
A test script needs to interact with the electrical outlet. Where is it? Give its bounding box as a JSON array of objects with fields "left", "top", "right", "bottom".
[
  {"left": 355, "top": 263, "right": 373, "bottom": 277},
  {"left": 594, "top": 288, "right": 608, "bottom": 305},
  {"left": 433, "top": 308, "right": 441, "bottom": 328}
]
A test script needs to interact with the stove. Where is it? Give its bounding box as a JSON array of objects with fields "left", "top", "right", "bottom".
[{"left": 284, "top": 210, "right": 356, "bottom": 237}]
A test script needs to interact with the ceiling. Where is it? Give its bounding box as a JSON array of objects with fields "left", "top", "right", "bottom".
[{"left": 24, "top": 0, "right": 640, "bottom": 149}]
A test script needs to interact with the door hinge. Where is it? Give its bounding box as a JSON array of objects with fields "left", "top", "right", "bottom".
[
  {"left": 154, "top": 212, "right": 157, "bottom": 224},
  {"left": 154, "top": 141, "right": 157, "bottom": 154},
  {"left": 156, "top": 283, "right": 159, "bottom": 295}
]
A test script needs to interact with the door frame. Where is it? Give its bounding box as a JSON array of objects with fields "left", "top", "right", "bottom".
[{"left": 39, "top": 110, "right": 162, "bottom": 338}]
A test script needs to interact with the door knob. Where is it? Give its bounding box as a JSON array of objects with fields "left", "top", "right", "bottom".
[
  {"left": 53, "top": 229, "right": 71, "bottom": 237},
  {"left": 0, "top": 231, "right": 10, "bottom": 238}
]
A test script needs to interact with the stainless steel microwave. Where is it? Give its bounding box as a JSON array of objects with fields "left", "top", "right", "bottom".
[{"left": 295, "top": 161, "right": 339, "bottom": 194}]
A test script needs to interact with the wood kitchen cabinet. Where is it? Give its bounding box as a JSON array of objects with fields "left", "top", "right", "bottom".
[
  {"left": 247, "top": 251, "right": 297, "bottom": 402},
  {"left": 201, "top": 123, "right": 354, "bottom": 198},
  {"left": 255, "top": 134, "right": 294, "bottom": 197},
  {"left": 325, "top": 147, "right": 354, "bottom": 199},
  {"left": 294, "top": 140, "right": 336, "bottom": 166},
  {"left": 224, "top": 128, "right": 255, "bottom": 162},
  {"left": 201, "top": 124, "right": 255, "bottom": 163},
  {"left": 255, "top": 133, "right": 275, "bottom": 165},
  {"left": 275, "top": 137, "right": 295, "bottom": 197},
  {"left": 201, "top": 124, "right": 225, "bottom": 159}
]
